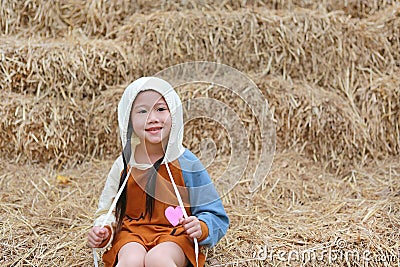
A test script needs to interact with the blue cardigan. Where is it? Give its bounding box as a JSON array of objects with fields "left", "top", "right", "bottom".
[{"left": 178, "top": 149, "right": 230, "bottom": 248}]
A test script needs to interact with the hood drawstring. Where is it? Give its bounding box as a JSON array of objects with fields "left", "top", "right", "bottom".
[
  {"left": 165, "top": 162, "right": 199, "bottom": 267},
  {"left": 94, "top": 130, "right": 133, "bottom": 267},
  {"left": 93, "top": 165, "right": 132, "bottom": 267}
]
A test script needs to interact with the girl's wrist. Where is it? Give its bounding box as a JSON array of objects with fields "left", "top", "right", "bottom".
[{"left": 198, "top": 220, "right": 209, "bottom": 241}]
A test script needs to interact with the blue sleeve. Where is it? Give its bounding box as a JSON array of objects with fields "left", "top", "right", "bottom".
[{"left": 179, "top": 149, "right": 230, "bottom": 248}]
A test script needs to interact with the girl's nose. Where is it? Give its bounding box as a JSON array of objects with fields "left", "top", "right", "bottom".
[{"left": 147, "top": 110, "right": 160, "bottom": 123}]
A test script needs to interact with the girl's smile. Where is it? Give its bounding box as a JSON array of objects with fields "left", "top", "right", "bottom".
[{"left": 146, "top": 126, "right": 163, "bottom": 133}]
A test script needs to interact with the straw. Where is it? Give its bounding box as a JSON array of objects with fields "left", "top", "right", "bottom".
[{"left": 1, "top": 1, "right": 399, "bottom": 266}]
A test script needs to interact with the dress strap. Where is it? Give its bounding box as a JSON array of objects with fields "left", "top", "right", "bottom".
[{"left": 165, "top": 162, "right": 199, "bottom": 267}]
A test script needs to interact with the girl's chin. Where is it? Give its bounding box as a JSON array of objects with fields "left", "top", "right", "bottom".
[
  {"left": 144, "top": 139, "right": 163, "bottom": 145},
  {"left": 136, "top": 131, "right": 170, "bottom": 147},
  {"left": 143, "top": 136, "right": 169, "bottom": 146}
]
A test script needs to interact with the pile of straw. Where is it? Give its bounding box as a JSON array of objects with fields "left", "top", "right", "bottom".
[
  {"left": 1, "top": 0, "right": 399, "bottom": 37},
  {"left": 2, "top": 7, "right": 399, "bottom": 96},
  {"left": 1, "top": 0, "right": 400, "bottom": 266},
  {"left": 258, "top": 74, "right": 400, "bottom": 171},
  {"left": 2, "top": 72, "right": 398, "bottom": 171},
  {"left": 0, "top": 90, "right": 121, "bottom": 166},
  {"left": 0, "top": 37, "right": 131, "bottom": 97},
  {"left": 211, "top": 152, "right": 400, "bottom": 266},
  {"left": 1, "top": 151, "right": 399, "bottom": 266}
]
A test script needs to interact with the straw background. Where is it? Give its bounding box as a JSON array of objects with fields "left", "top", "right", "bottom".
[{"left": 1, "top": 0, "right": 399, "bottom": 266}]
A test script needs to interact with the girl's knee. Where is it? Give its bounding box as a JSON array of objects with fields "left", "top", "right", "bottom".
[
  {"left": 117, "top": 254, "right": 144, "bottom": 267},
  {"left": 145, "top": 254, "right": 179, "bottom": 267},
  {"left": 145, "top": 250, "right": 169, "bottom": 267},
  {"left": 117, "top": 242, "right": 146, "bottom": 267},
  {"left": 144, "top": 254, "right": 164, "bottom": 267},
  {"left": 145, "top": 242, "right": 187, "bottom": 267}
]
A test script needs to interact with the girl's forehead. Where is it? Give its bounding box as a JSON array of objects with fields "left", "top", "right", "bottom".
[{"left": 133, "top": 90, "right": 167, "bottom": 105}]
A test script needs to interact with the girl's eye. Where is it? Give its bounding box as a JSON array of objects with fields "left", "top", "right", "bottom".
[
  {"left": 157, "top": 107, "right": 167, "bottom": 112},
  {"left": 138, "top": 110, "right": 147, "bottom": 114}
]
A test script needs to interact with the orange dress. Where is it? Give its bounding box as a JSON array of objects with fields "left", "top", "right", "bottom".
[{"left": 102, "top": 160, "right": 207, "bottom": 267}]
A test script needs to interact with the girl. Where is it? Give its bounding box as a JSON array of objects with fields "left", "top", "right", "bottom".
[{"left": 87, "top": 77, "right": 229, "bottom": 267}]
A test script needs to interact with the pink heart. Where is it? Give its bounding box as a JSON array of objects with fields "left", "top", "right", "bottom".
[{"left": 165, "top": 206, "right": 183, "bottom": 227}]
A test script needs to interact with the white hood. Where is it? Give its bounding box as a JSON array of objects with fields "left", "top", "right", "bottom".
[{"left": 118, "top": 77, "right": 185, "bottom": 167}]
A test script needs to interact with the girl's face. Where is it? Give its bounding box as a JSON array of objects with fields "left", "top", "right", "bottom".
[{"left": 131, "top": 90, "right": 172, "bottom": 147}]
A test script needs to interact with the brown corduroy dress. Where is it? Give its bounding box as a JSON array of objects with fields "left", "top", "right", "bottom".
[{"left": 102, "top": 161, "right": 207, "bottom": 267}]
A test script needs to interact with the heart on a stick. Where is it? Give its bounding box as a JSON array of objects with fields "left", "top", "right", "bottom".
[{"left": 165, "top": 206, "right": 183, "bottom": 227}]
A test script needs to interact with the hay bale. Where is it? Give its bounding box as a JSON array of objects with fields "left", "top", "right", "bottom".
[
  {"left": 325, "top": 0, "right": 400, "bottom": 18},
  {"left": 2, "top": 73, "right": 398, "bottom": 172},
  {"left": 0, "top": 37, "right": 134, "bottom": 98},
  {"left": 0, "top": 82, "right": 258, "bottom": 168},
  {"left": 0, "top": 90, "right": 121, "bottom": 166},
  {"left": 1, "top": 0, "right": 399, "bottom": 37},
  {"left": 1, "top": 1, "right": 399, "bottom": 171},
  {"left": 113, "top": 6, "right": 400, "bottom": 93},
  {"left": 0, "top": 0, "right": 138, "bottom": 37},
  {"left": 2, "top": 6, "right": 399, "bottom": 102},
  {"left": 259, "top": 76, "right": 372, "bottom": 171},
  {"left": 263, "top": 74, "right": 399, "bottom": 170},
  {"left": 355, "top": 73, "right": 400, "bottom": 157}
]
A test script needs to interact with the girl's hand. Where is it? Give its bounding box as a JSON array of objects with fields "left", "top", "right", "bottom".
[
  {"left": 87, "top": 226, "right": 110, "bottom": 248},
  {"left": 179, "top": 216, "right": 202, "bottom": 239}
]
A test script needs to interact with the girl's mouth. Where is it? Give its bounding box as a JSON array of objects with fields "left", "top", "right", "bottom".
[{"left": 146, "top": 127, "right": 162, "bottom": 133}]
